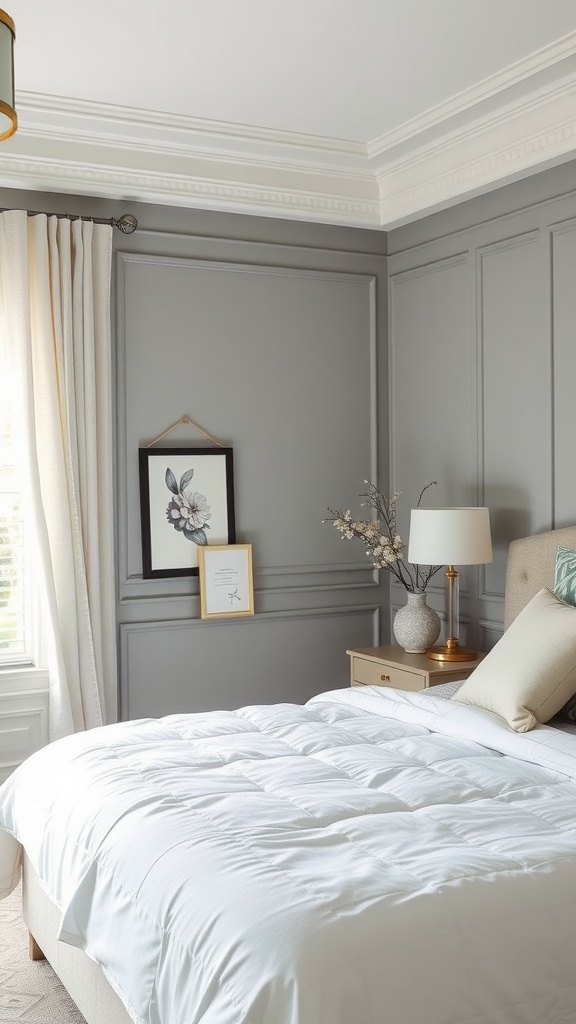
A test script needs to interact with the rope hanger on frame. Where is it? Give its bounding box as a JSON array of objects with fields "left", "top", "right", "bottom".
[{"left": 145, "top": 416, "right": 225, "bottom": 449}]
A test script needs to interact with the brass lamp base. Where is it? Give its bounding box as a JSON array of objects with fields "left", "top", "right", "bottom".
[{"left": 426, "top": 639, "right": 478, "bottom": 663}]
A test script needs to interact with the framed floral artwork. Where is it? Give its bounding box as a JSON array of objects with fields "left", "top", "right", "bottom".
[
  {"left": 198, "top": 543, "right": 254, "bottom": 619},
  {"left": 139, "top": 447, "right": 236, "bottom": 578}
]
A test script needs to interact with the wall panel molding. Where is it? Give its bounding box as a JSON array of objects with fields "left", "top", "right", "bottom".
[
  {"left": 0, "top": 692, "right": 50, "bottom": 783},
  {"left": 388, "top": 250, "right": 474, "bottom": 514},
  {"left": 388, "top": 166, "right": 576, "bottom": 640},
  {"left": 551, "top": 219, "right": 576, "bottom": 525},
  {"left": 388, "top": 251, "right": 469, "bottom": 285},
  {"left": 479, "top": 619, "right": 504, "bottom": 651},
  {"left": 116, "top": 249, "right": 379, "bottom": 602},
  {"left": 476, "top": 228, "right": 540, "bottom": 261},
  {"left": 477, "top": 225, "right": 552, "bottom": 600},
  {"left": 113, "top": 219, "right": 387, "bottom": 715},
  {"left": 120, "top": 604, "right": 380, "bottom": 720}
]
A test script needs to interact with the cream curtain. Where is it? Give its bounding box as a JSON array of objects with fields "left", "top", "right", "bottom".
[{"left": 0, "top": 210, "right": 116, "bottom": 739}]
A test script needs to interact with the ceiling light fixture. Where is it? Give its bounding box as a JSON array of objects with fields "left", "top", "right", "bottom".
[{"left": 0, "top": 9, "right": 16, "bottom": 140}]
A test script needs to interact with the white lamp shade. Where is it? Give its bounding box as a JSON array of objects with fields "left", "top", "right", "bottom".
[{"left": 408, "top": 507, "right": 493, "bottom": 566}]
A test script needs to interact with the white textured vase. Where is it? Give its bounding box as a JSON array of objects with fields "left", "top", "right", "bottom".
[{"left": 393, "top": 591, "right": 441, "bottom": 654}]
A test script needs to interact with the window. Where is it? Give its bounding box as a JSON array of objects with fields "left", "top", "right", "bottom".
[
  {"left": 0, "top": 359, "right": 29, "bottom": 664},
  {"left": 0, "top": 325, "right": 45, "bottom": 676}
]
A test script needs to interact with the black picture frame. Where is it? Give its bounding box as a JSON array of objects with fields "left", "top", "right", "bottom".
[{"left": 139, "top": 447, "right": 236, "bottom": 579}]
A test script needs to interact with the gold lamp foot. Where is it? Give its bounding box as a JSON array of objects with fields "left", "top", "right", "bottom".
[{"left": 426, "top": 639, "right": 478, "bottom": 663}]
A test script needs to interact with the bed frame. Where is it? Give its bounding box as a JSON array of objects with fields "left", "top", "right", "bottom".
[
  {"left": 23, "top": 854, "right": 129, "bottom": 1023},
  {"left": 22, "top": 523, "right": 576, "bottom": 1024}
]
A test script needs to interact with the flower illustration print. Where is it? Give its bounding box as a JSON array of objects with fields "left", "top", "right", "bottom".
[
  {"left": 167, "top": 491, "right": 211, "bottom": 531},
  {"left": 165, "top": 467, "right": 211, "bottom": 545}
]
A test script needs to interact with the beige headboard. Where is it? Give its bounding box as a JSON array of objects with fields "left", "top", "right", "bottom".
[{"left": 504, "top": 525, "right": 576, "bottom": 629}]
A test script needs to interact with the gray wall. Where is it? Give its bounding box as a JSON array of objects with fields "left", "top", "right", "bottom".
[
  {"left": 4, "top": 153, "right": 575, "bottom": 720},
  {"left": 116, "top": 215, "right": 389, "bottom": 719},
  {"left": 387, "top": 160, "right": 576, "bottom": 652},
  {"left": 0, "top": 188, "right": 389, "bottom": 720}
]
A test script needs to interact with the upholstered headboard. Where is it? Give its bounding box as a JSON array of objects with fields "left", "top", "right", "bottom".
[{"left": 504, "top": 525, "right": 576, "bottom": 629}]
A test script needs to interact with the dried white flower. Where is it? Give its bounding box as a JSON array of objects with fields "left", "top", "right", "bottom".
[{"left": 324, "top": 481, "right": 441, "bottom": 593}]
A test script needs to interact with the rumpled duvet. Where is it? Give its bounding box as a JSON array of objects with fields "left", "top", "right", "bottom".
[{"left": 1, "top": 685, "right": 576, "bottom": 1024}]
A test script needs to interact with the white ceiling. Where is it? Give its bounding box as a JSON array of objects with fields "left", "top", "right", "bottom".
[{"left": 3, "top": 0, "right": 576, "bottom": 229}]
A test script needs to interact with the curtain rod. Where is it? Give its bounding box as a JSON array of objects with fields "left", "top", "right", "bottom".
[{"left": 1, "top": 209, "right": 138, "bottom": 234}]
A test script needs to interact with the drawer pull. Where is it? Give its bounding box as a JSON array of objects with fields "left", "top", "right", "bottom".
[{"left": 380, "top": 673, "right": 390, "bottom": 682}]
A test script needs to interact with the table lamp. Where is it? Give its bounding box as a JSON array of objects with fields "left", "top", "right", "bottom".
[{"left": 408, "top": 507, "right": 492, "bottom": 661}]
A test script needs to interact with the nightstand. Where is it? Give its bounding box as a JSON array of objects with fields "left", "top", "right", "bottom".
[{"left": 346, "top": 645, "right": 486, "bottom": 691}]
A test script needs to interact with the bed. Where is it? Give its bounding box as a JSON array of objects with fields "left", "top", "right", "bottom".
[{"left": 2, "top": 525, "right": 576, "bottom": 1024}]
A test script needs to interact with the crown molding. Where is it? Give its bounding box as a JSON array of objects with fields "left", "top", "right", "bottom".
[
  {"left": 368, "top": 30, "right": 576, "bottom": 160},
  {"left": 0, "top": 151, "right": 381, "bottom": 227},
  {"left": 17, "top": 91, "right": 369, "bottom": 174},
  {"left": 375, "top": 70, "right": 576, "bottom": 227},
  {"left": 0, "top": 91, "right": 379, "bottom": 227},
  {"left": 0, "top": 31, "right": 575, "bottom": 232}
]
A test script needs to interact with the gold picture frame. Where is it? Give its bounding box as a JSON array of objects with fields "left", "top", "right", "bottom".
[{"left": 198, "top": 543, "right": 254, "bottom": 619}]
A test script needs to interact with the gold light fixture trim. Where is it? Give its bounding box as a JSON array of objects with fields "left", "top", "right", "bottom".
[{"left": 0, "top": 9, "right": 16, "bottom": 141}]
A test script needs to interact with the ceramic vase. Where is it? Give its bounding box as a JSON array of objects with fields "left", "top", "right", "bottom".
[{"left": 393, "top": 591, "right": 441, "bottom": 654}]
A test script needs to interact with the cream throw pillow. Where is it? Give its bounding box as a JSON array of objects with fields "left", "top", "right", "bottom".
[{"left": 452, "top": 587, "right": 576, "bottom": 732}]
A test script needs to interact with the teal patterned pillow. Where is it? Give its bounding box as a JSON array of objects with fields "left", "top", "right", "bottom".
[
  {"left": 554, "top": 551, "right": 576, "bottom": 724},
  {"left": 554, "top": 547, "right": 576, "bottom": 606}
]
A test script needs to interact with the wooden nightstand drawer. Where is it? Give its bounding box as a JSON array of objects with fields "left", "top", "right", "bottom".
[
  {"left": 347, "top": 646, "right": 485, "bottom": 692},
  {"left": 351, "top": 657, "right": 423, "bottom": 691}
]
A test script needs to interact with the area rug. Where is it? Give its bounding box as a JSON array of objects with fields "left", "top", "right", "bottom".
[{"left": 0, "top": 885, "right": 86, "bottom": 1024}]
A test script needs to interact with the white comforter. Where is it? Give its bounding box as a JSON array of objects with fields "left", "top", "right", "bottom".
[{"left": 2, "top": 686, "right": 576, "bottom": 1024}]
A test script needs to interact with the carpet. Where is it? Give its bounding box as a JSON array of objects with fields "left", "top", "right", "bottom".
[{"left": 0, "top": 885, "right": 86, "bottom": 1024}]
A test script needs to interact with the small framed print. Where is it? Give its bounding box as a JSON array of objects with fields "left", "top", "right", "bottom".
[
  {"left": 198, "top": 543, "right": 254, "bottom": 619},
  {"left": 139, "top": 447, "right": 235, "bottom": 579}
]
